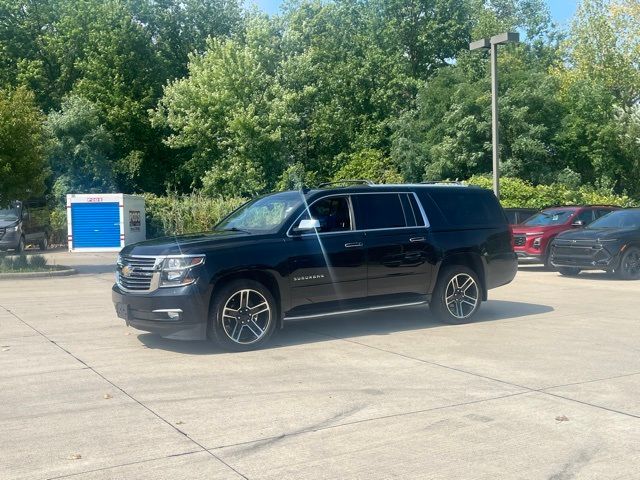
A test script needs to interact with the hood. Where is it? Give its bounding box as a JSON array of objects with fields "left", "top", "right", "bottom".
[
  {"left": 120, "top": 229, "right": 276, "bottom": 256},
  {"left": 512, "top": 224, "right": 559, "bottom": 235},
  {"left": 0, "top": 219, "right": 19, "bottom": 228},
  {"left": 556, "top": 227, "right": 637, "bottom": 242}
]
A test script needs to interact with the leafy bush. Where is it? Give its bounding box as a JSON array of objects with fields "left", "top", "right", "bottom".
[
  {"left": 333, "top": 149, "right": 403, "bottom": 184},
  {"left": 466, "top": 175, "right": 639, "bottom": 209},
  {"left": 49, "top": 207, "right": 68, "bottom": 245},
  {"left": 144, "top": 194, "right": 247, "bottom": 238},
  {"left": 0, "top": 253, "right": 50, "bottom": 273},
  {"left": 29, "top": 255, "right": 48, "bottom": 269}
]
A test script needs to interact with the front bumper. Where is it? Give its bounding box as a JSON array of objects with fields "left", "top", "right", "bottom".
[
  {"left": 112, "top": 283, "right": 212, "bottom": 340},
  {"left": 515, "top": 251, "right": 544, "bottom": 263},
  {"left": 0, "top": 229, "right": 20, "bottom": 249},
  {"left": 550, "top": 242, "right": 619, "bottom": 270}
]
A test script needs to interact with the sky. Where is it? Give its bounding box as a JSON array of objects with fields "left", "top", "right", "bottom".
[{"left": 250, "top": 0, "right": 580, "bottom": 25}]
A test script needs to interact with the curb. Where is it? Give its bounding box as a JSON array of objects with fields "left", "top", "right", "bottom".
[{"left": 0, "top": 268, "right": 77, "bottom": 280}]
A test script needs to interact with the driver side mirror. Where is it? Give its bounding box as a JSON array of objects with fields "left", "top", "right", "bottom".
[
  {"left": 292, "top": 218, "right": 320, "bottom": 234},
  {"left": 571, "top": 220, "right": 584, "bottom": 227}
]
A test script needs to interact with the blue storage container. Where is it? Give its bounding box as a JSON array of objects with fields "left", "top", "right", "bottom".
[{"left": 67, "top": 194, "right": 146, "bottom": 252}]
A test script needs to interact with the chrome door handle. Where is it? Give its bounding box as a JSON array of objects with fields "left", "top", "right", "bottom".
[
  {"left": 409, "top": 237, "right": 426, "bottom": 243},
  {"left": 344, "top": 242, "right": 363, "bottom": 248}
]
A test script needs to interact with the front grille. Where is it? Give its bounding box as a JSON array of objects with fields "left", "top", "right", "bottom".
[
  {"left": 118, "top": 255, "right": 158, "bottom": 292},
  {"left": 514, "top": 235, "right": 525, "bottom": 247},
  {"left": 553, "top": 246, "right": 593, "bottom": 256}
]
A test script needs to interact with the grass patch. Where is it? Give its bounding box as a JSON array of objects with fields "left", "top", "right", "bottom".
[{"left": 0, "top": 254, "right": 65, "bottom": 273}]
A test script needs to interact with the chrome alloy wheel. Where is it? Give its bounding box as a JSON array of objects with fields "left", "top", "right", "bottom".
[
  {"left": 221, "top": 289, "right": 272, "bottom": 345},
  {"left": 445, "top": 273, "right": 480, "bottom": 319}
]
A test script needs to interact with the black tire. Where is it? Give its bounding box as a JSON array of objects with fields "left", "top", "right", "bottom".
[
  {"left": 38, "top": 235, "right": 48, "bottom": 251},
  {"left": 618, "top": 247, "right": 640, "bottom": 280},
  {"left": 430, "top": 265, "right": 482, "bottom": 324},
  {"left": 558, "top": 267, "right": 581, "bottom": 276},
  {"left": 15, "top": 236, "right": 25, "bottom": 254},
  {"left": 208, "top": 279, "right": 277, "bottom": 351}
]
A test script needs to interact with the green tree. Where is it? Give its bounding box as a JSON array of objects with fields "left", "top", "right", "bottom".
[
  {"left": 46, "top": 95, "right": 117, "bottom": 201},
  {"left": 153, "top": 29, "right": 291, "bottom": 197},
  {"left": 0, "top": 87, "right": 49, "bottom": 204},
  {"left": 558, "top": 0, "right": 640, "bottom": 107}
]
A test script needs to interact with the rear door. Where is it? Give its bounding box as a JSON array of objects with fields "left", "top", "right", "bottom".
[
  {"left": 286, "top": 195, "right": 367, "bottom": 309},
  {"left": 353, "top": 192, "right": 432, "bottom": 297}
]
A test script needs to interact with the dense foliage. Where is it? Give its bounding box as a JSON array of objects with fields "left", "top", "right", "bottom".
[{"left": 0, "top": 0, "right": 638, "bottom": 207}]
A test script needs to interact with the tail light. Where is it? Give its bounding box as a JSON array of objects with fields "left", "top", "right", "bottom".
[{"left": 509, "top": 226, "right": 515, "bottom": 250}]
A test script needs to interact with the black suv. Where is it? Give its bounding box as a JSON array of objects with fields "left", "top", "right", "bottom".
[
  {"left": 0, "top": 200, "right": 49, "bottom": 253},
  {"left": 112, "top": 183, "right": 517, "bottom": 350},
  {"left": 550, "top": 208, "right": 640, "bottom": 279}
]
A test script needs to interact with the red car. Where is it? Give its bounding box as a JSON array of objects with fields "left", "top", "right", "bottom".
[{"left": 512, "top": 205, "right": 620, "bottom": 268}]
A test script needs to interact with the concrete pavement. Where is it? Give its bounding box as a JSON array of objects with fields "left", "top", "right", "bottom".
[{"left": 1, "top": 252, "right": 639, "bottom": 479}]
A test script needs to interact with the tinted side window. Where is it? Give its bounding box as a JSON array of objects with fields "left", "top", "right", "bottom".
[
  {"left": 427, "top": 189, "right": 505, "bottom": 226},
  {"left": 302, "top": 196, "right": 352, "bottom": 233},
  {"left": 595, "top": 208, "right": 614, "bottom": 219},
  {"left": 354, "top": 194, "right": 407, "bottom": 230},
  {"left": 573, "top": 209, "right": 594, "bottom": 225}
]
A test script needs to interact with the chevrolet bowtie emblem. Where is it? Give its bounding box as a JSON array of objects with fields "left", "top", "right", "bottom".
[{"left": 121, "top": 265, "right": 133, "bottom": 277}]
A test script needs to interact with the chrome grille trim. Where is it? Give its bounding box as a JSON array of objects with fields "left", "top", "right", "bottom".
[{"left": 117, "top": 255, "right": 161, "bottom": 293}]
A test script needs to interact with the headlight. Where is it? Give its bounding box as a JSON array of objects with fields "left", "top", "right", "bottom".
[
  {"left": 160, "top": 255, "right": 205, "bottom": 288},
  {"left": 11, "top": 225, "right": 19, "bottom": 231}
]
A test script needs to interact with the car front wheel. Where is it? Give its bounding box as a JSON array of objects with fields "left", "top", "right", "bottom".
[
  {"left": 208, "top": 279, "right": 277, "bottom": 351},
  {"left": 618, "top": 247, "right": 640, "bottom": 280},
  {"left": 430, "top": 265, "right": 481, "bottom": 323}
]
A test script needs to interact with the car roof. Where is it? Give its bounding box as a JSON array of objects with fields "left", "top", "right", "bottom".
[{"left": 302, "top": 183, "right": 482, "bottom": 197}]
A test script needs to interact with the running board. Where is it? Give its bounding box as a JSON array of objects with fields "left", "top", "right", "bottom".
[{"left": 284, "top": 300, "right": 428, "bottom": 321}]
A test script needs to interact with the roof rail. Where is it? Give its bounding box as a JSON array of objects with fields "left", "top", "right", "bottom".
[
  {"left": 420, "top": 180, "right": 465, "bottom": 185},
  {"left": 542, "top": 204, "right": 622, "bottom": 209},
  {"left": 317, "top": 179, "right": 375, "bottom": 188}
]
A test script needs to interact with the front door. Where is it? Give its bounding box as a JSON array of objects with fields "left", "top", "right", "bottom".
[
  {"left": 353, "top": 193, "right": 432, "bottom": 297},
  {"left": 286, "top": 195, "right": 366, "bottom": 310}
]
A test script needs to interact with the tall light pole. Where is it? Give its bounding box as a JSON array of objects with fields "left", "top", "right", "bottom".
[{"left": 470, "top": 32, "right": 519, "bottom": 200}]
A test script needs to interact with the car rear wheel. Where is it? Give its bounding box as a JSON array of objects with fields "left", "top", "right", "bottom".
[
  {"left": 430, "top": 265, "right": 481, "bottom": 324},
  {"left": 38, "top": 236, "right": 48, "bottom": 251},
  {"left": 208, "top": 279, "right": 277, "bottom": 351},
  {"left": 618, "top": 247, "right": 640, "bottom": 280},
  {"left": 558, "top": 267, "right": 581, "bottom": 276}
]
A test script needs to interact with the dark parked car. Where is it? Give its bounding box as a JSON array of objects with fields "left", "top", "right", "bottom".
[
  {"left": 112, "top": 183, "right": 518, "bottom": 350},
  {"left": 550, "top": 208, "right": 640, "bottom": 279},
  {"left": 512, "top": 205, "right": 619, "bottom": 268},
  {"left": 504, "top": 208, "right": 538, "bottom": 225},
  {"left": 0, "top": 200, "right": 49, "bottom": 253}
]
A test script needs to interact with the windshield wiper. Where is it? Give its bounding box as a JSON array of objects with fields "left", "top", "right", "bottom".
[{"left": 219, "top": 227, "right": 252, "bottom": 234}]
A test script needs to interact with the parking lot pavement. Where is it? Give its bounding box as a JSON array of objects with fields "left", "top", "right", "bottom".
[{"left": 1, "top": 257, "right": 639, "bottom": 479}]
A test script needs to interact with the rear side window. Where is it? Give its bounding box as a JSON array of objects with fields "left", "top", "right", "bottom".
[
  {"left": 427, "top": 189, "right": 505, "bottom": 227},
  {"left": 354, "top": 194, "right": 407, "bottom": 230},
  {"left": 573, "top": 209, "right": 594, "bottom": 225}
]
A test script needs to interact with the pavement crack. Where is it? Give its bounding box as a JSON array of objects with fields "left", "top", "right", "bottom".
[
  {"left": 209, "top": 390, "right": 530, "bottom": 453},
  {"left": 300, "top": 326, "right": 640, "bottom": 421},
  {"left": 0, "top": 304, "right": 250, "bottom": 480},
  {"left": 46, "top": 450, "right": 203, "bottom": 479}
]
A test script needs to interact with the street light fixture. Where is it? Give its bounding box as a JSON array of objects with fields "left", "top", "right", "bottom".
[{"left": 470, "top": 32, "right": 519, "bottom": 200}]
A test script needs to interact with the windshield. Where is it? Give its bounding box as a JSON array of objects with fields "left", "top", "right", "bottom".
[
  {"left": 215, "top": 191, "right": 304, "bottom": 233},
  {"left": 588, "top": 210, "right": 640, "bottom": 229},
  {"left": 523, "top": 210, "right": 574, "bottom": 226},
  {"left": 0, "top": 205, "right": 20, "bottom": 222}
]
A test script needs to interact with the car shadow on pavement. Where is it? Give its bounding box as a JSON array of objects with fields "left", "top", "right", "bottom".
[{"left": 137, "top": 300, "right": 553, "bottom": 355}]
